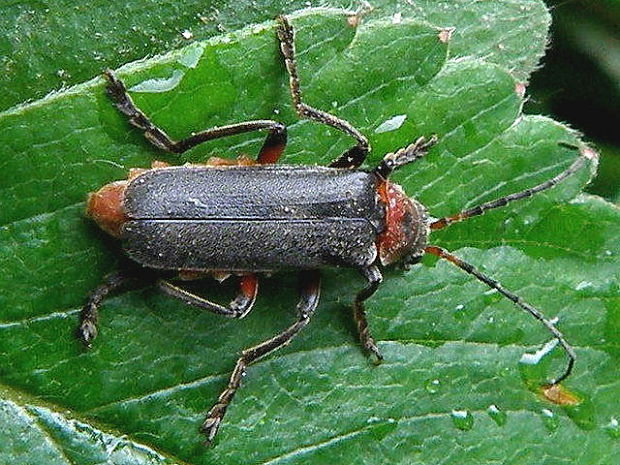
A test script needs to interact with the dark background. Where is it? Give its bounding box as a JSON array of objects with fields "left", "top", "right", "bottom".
[{"left": 529, "top": 0, "right": 620, "bottom": 202}]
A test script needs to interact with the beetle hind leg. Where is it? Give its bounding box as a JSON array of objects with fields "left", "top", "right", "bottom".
[
  {"left": 202, "top": 270, "right": 321, "bottom": 444},
  {"left": 157, "top": 274, "right": 259, "bottom": 318}
]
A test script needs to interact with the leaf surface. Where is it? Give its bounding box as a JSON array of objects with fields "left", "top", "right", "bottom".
[
  {"left": 1, "top": 6, "right": 618, "bottom": 465},
  {"left": 0, "top": 0, "right": 548, "bottom": 111}
]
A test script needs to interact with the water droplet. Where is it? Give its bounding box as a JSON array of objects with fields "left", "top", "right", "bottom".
[
  {"left": 451, "top": 410, "right": 474, "bottom": 431},
  {"left": 425, "top": 378, "right": 441, "bottom": 394},
  {"left": 482, "top": 288, "right": 501, "bottom": 306},
  {"left": 366, "top": 417, "right": 397, "bottom": 440},
  {"left": 603, "top": 417, "right": 620, "bottom": 439},
  {"left": 519, "top": 340, "right": 559, "bottom": 388},
  {"left": 540, "top": 408, "right": 559, "bottom": 432},
  {"left": 453, "top": 303, "right": 468, "bottom": 320},
  {"left": 487, "top": 404, "right": 507, "bottom": 426},
  {"left": 575, "top": 281, "right": 593, "bottom": 291},
  {"left": 374, "top": 115, "right": 407, "bottom": 134},
  {"left": 129, "top": 70, "right": 186, "bottom": 93}
]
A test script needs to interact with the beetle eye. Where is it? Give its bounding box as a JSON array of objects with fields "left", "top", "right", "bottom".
[{"left": 405, "top": 254, "right": 423, "bottom": 266}]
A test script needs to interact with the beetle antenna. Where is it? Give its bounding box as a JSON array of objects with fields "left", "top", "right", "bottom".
[
  {"left": 425, "top": 245, "right": 575, "bottom": 385},
  {"left": 430, "top": 144, "right": 595, "bottom": 230},
  {"left": 374, "top": 135, "right": 437, "bottom": 179}
]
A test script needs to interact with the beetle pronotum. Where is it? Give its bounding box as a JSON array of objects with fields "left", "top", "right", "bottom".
[{"left": 82, "top": 15, "right": 592, "bottom": 444}]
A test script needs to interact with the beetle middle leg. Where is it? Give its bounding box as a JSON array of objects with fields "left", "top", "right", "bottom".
[
  {"left": 157, "top": 274, "right": 259, "bottom": 318},
  {"left": 104, "top": 70, "right": 287, "bottom": 164},
  {"left": 353, "top": 265, "right": 384, "bottom": 362},
  {"left": 202, "top": 270, "right": 321, "bottom": 444},
  {"left": 276, "top": 15, "right": 370, "bottom": 169}
]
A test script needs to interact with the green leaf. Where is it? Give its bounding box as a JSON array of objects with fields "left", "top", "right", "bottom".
[
  {"left": 1, "top": 5, "right": 618, "bottom": 465},
  {"left": 0, "top": 0, "right": 548, "bottom": 111}
]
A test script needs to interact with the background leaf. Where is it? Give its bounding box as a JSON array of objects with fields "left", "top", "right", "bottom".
[
  {"left": 1, "top": 4, "right": 618, "bottom": 465},
  {"left": 0, "top": 0, "right": 549, "bottom": 112}
]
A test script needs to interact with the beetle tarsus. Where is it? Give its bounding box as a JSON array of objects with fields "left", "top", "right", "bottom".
[
  {"left": 202, "top": 406, "right": 224, "bottom": 445},
  {"left": 77, "top": 317, "right": 98, "bottom": 348},
  {"left": 374, "top": 135, "right": 438, "bottom": 179}
]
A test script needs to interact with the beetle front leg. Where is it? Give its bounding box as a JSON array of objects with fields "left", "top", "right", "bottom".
[
  {"left": 104, "top": 71, "right": 287, "bottom": 163},
  {"left": 353, "top": 265, "right": 384, "bottom": 362},
  {"left": 276, "top": 15, "right": 370, "bottom": 169},
  {"left": 157, "top": 274, "right": 258, "bottom": 318},
  {"left": 202, "top": 270, "right": 321, "bottom": 444}
]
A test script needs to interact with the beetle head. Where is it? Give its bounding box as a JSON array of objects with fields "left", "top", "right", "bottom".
[{"left": 376, "top": 180, "right": 429, "bottom": 267}]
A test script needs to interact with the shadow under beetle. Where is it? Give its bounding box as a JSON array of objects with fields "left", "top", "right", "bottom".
[{"left": 82, "top": 15, "right": 592, "bottom": 444}]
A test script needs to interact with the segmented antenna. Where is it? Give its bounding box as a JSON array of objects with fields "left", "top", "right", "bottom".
[
  {"left": 425, "top": 245, "right": 575, "bottom": 385},
  {"left": 430, "top": 145, "right": 595, "bottom": 230}
]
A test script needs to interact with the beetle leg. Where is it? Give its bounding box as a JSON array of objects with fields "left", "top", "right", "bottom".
[
  {"left": 202, "top": 270, "right": 321, "bottom": 444},
  {"left": 276, "top": 15, "right": 370, "bottom": 169},
  {"left": 78, "top": 270, "right": 141, "bottom": 347},
  {"left": 353, "top": 265, "right": 384, "bottom": 362},
  {"left": 157, "top": 274, "right": 258, "bottom": 318},
  {"left": 103, "top": 70, "right": 287, "bottom": 163}
]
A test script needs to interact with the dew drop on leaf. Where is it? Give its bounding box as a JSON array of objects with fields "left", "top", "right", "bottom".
[
  {"left": 519, "top": 339, "right": 559, "bottom": 387},
  {"left": 603, "top": 417, "right": 620, "bottom": 439},
  {"left": 487, "top": 404, "right": 507, "bottom": 426},
  {"left": 425, "top": 378, "right": 441, "bottom": 394},
  {"left": 451, "top": 409, "right": 474, "bottom": 431},
  {"left": 540, "top": 408, "right": 559, "bottom": 432}
]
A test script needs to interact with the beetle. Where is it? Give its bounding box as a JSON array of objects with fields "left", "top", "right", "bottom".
[{"left": 81, "top": 15, "right": 591, "bottom": 444}]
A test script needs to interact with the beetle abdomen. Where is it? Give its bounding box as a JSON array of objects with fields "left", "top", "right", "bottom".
[{"left": 123, "top": 218, "right": 378, "bottom": 271}]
